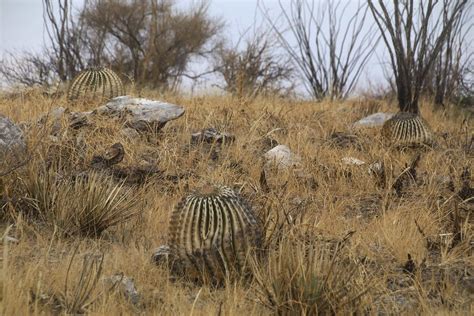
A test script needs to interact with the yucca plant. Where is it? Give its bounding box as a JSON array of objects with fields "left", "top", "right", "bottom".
[
  {"left": 22, "top": 167, "right": 139, "bottom": 237},
  {"left": 252, "top": 235, "right": 370, "bottom": 315}
]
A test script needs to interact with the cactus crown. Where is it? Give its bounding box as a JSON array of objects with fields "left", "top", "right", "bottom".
[
  {"left": 382, "top": 112, "right": 434, "bottom": 147},
  {"left": 68, "top": 67, "right": 125, "bottom": 101}
]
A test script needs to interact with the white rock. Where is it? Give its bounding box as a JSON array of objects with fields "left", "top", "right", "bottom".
[
  {"left": 4, "top": 236, "right": 19, "bottom": 243},
  {"left": 95, "top": 96, "right": 185, "bottom": 132},
  {"left": 368, "top": 161, "right": 384, "bottom": 175},
  {"left": 342, "top": 157, "right": 366, "bottom": 166},
  {"left": 353, "top": 112, "right": 395, "bottom": 128},
  {"left": 264, "top": 145, "right": 301, "bottom": 169}
]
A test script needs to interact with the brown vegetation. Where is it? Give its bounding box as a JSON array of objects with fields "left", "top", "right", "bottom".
[{"left": 0, "top": 89, "right": 472, "bottom": 314}]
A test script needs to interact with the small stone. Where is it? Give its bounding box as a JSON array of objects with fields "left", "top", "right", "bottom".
[
  {"left": 460, "top": 276, "right": 474, "bottom": 294},
  {"left": 91, "top": 143, "right": 125, "bottom": 169},
  {"left": 0, "top": 115, "right": 26, "bottom": 158},
  {"left": 102, "top": 274, "right": 140, "bottom": 305},
  {"left": 69, "top": 111, "right": 91, "bottom": 129},
  {"left": 38, "top": 107, "right": 68, "bottom": 135},
  {"left": 191, "top": 128, "right": 235, "bottom": 145},
  {"left": 341, "top": 157, "right": 366, "bottom": 166},
  {"left": 121, "top": 127, "right": 140, "bottom": 139},
  {"left": 264, "top": 145, "right": 301, "bottom": 170},
  {"left": 4, "top": 236, "right": 19, "bottom": 243},
  {"left": 327, "top": 132, "right": 362, "bottom": 149},
  {"left": 152, "top": 245, "right": 172, "bottom": 265},
  {"left": 353, "top": 112, "right": 395, "bottom": 128},
  {"left": 367, "top": 161, "right": 386, "bottom": 178}
]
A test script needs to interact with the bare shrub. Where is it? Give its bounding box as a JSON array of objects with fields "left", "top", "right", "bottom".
[
  {"left": 213, "top": 30, "right": 294, "bottom": 100},
  {"left": 80, "top": 0, "right": 221, "bottom": 89},
  {"left": 426, "top": 2, "right": 473, "bottom": 107},
  {"left": 0, "top": 0, "right": 221, "bottom": 90},
  {"left": 368, "top": 0, "right": 470, "bottom": 113},
  {"left": 0, "top": 0, "right": 97, "bottom": 86},
  {"left": 261, "top": 0, "right": 378, "bottom": 100},
  {"left": 42, "top": 0, "right": 95, "bottom": 81},
  {"left": 0, "top": 51, "right": 57, "bottom": 87}
]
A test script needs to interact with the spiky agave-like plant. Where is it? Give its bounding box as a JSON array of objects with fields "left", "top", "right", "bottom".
[
  {"left": 67, "top": 67, "right": 125, "bottom": 101},
  {"left": 168, "top": 185, "right": 262, "bottom": 284},
  {"left": 381, "top": 112, "right": 435, "bottom": 147}
]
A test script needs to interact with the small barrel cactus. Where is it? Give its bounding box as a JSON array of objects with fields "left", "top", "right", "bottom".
[
  {"left": 68, "top": 67, "right": 125, "bottom": 101},
  {"left": 381, "top": 112, "right": 434, "bottom": 147},
  {"left": 167, "top": 185, "right": 262, "bottom": 283}
]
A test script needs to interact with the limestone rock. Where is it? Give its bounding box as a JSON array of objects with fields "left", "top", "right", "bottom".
[
  {"left": 95, "top": 96, "right": 185, "bottom": 132},
  {"left": 264, "top": 145, "right": 301, "bottom": 170},
  {"left": 353, "top": 112, "right": 395, "bottom": 128},
  {"left": 341, "top": 157, "right": 366, "bottom": 166}
]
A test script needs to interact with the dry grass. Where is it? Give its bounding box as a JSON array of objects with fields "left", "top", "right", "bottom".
[{"left": 0, "top": 89, "right": 472, "bottom": 314}]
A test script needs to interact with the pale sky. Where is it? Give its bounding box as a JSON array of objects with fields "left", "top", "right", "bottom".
[
  {"left": 0, "top": 0, "right": 280, "bottom": 53},
  {"left": 0, "top": 0, "right": 403, "bottom": 93}
]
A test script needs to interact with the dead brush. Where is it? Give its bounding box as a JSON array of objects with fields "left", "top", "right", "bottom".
[
  {"left": 20, "top": 165, "right": 140, "bottom": 237},
  {"left": 251, "top": 232, "right": 370, "bottom": 315}
]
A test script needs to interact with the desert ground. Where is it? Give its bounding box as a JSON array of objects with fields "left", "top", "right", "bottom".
[{"left": 0, "top": 89, "right": 472, "bottom": 315}]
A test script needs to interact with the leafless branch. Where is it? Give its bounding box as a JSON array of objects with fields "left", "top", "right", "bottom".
[
  {"left": 260, "top": 0, "right": 379, "bottom": 100},
  {"left": 368, "top": 0, "right": 470, "bottom": 113}
]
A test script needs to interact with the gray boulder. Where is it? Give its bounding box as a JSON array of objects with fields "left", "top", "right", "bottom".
[
  {"left": 0, "top": 115, "right": 26, "bottom": 157},
  {"left": 353, "top": 112, "right": 395, "bottom": 128},
  {"left": 95, "top": 96, "right": 185, "bottom": 132}
]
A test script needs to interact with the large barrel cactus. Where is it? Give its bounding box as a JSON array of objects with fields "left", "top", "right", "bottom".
[
  {"left": 168, "top": 185, "right": 262, "bottom": 283},
  {"left": 381, "top": 112, "right": 434, "bottom": 147},
  {"left": 68, "top": 67, "right": 125, "bottom": 101}
]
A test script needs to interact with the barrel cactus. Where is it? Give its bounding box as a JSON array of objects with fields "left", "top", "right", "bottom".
[
  {"left": 68, "top": 67, "right": 125, "bottom": 101},
  {"left": 381, "top": 112, "right": 434, "bottom": 147},
  {"left": 167, "top": 185, "right": 262, "bottom": 283}
]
